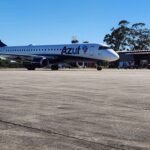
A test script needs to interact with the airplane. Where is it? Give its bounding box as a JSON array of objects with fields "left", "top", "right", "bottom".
[{"left": 0, "top": 40, "right": 119, "bottom": 71}]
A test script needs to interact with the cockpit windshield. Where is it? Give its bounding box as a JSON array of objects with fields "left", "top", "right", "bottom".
[{"left": 99, "top": 46, "right": 110, "bottom": 50}]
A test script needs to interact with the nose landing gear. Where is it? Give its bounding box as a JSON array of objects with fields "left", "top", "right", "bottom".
[
  {"left": 97, "top": 65, "right": 102, "bottom": 71},
  {"left": 96, "top": 62, "right": 102, "bottom": 71}
]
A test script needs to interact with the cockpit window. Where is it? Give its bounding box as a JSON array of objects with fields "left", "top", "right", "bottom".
[{"left": 99, "top": 46, "right": 110, "bottom": 50}]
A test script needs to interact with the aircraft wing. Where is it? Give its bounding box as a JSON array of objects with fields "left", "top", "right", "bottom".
[
  {"left": 0, "top": 53, "right": 61, "bottom": 64},
  {"left": 0, "top": 54, "right": 44, "bottom": 62}
]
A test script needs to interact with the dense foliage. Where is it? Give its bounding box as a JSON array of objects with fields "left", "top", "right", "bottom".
[{"left": 104, "top": 20, "right": 150, "bottom": 51}]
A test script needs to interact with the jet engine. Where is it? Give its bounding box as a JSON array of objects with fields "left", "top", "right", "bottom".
[
  {"left": 32, "top": 57, "right": 49, "bottom": 68},
  {"left": 76, "top": 61, "right": 85, "bottom": 68}
]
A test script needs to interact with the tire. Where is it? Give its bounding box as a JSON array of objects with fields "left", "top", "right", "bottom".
[
  {"left": 51, "top": 65, "right": 59, "bottom": 70},
  {"left": 97, "top": 66, "right": 102, "bottom": 71},
  {"left": 26, "top": 65, "right": 36, "bottom": 70}
]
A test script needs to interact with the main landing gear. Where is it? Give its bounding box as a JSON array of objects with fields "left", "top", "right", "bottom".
[
  {"left": 51, "top": 64, "right": 59, "bottom": 70},
  {"left": 25, "top": 64, "right": 59, "bottom": 71},
  {"left": 25, "top": 65, "right": 36, "bottom": 70}
]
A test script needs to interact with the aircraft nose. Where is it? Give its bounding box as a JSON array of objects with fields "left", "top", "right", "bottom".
[{"left": 108, "top": 49, "right": 120, "bottom": 61}]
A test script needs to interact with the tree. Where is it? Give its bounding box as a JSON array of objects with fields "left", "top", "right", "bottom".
[
  {"left": 104, "top": 20, "right": 150, "bottom": 51},
  {"left": 83, "top": 41, "right": 89, "bottom": 43},
  {"left": 128, "top": 23, "right": 150, "bottom": 50},
  {"left": 71, "top": 36, "right": 79, "bottom": 44},
  {"left": 71, "top": 39, "right": 79, "bottom": 44},
  {"left": 104, "top": 20, "right": 130, "bottom": 51}
]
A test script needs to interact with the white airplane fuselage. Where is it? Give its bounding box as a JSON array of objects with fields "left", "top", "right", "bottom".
[{"left": 0, "top": 43, "right": 119, "bottom": 70}]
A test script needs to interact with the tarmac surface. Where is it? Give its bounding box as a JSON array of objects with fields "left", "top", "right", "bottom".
[{"left": 0, "top": 69, "right": 150, "bottom": 150}]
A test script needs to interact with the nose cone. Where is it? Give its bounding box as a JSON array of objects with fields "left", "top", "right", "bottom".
[
  {"left": 109, "top": 49, "right": 120, "bottom": 61},
  {"left": 101, "top": 49, "right": 120, "bottom": 62}
]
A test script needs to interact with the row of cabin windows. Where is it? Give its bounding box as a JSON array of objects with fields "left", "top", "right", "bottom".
[{"left": 3, "top": 49, "right": 62, "bottom": 52}]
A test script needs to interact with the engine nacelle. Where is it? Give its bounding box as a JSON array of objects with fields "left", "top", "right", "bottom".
[
  {"left": 32, "top": 57, "right": 49, "bottom": 68},
  {"left": 76, "top": 61, "right": 85, "bottom": 68}
]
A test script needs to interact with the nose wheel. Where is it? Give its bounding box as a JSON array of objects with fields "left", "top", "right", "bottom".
[
  {"left": 96, "top": 62, "right": 102, "bottom": 71},
  {"left": 97, "top": 65, "right": 102, "bottom": 71}
]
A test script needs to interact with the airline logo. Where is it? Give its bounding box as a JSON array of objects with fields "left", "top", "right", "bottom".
[
  {"left": 82, "top": 46, "right": 88, "bottom": 54},
  {"left": 61, "top": 45, "right": 88, "bottom": 55},
  {"left": 61, "top": 46, "right": 80, "bottom": 55}
]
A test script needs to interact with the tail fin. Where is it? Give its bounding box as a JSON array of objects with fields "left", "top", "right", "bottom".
[{"left": 0, "top": 40, "right": 7, "bottom": 47}]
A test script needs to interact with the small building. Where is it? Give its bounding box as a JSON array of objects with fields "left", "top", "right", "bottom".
[{"left": 110, "top": 50, "right": 150, "bottom": 69}]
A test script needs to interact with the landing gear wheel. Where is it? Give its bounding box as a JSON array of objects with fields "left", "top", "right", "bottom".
[
  {"left": 26, "top": 65, "right": 36, "bottom": 70},
  {"left": 51, "top": 65, "right": 59, "bottom": 70},
  {"left": 97, "top": 66, "right": 102, "bottom": 71}
]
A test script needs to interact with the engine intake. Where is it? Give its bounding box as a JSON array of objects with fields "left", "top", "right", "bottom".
[
  {"left": 76, "top": 61, "right": 85, "bottom": 68},
  {"left": 32, "top": 57, "right": 49, "bottom": 68}
]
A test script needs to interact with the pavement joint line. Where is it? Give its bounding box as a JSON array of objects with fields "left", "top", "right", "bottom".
[{"left": 0, "top": 119, "right": 126, "bottom": 150}]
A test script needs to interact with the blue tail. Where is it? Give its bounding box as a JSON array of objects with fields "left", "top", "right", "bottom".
[{"left": 0, "top": 40, "right": 7, "bottom": 47}]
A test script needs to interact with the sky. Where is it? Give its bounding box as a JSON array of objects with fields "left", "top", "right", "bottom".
[{"left": 0, "top": 0, "right": 150, "bottom": 45}]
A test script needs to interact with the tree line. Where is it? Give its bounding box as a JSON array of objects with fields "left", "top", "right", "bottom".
[{"left": 104, "top": 20, "right": 150, "bottom": 51}]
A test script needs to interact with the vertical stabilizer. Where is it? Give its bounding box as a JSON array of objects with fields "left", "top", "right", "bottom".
[{"left": 0, "top": 40, "right": 7, "bottom": 47}]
